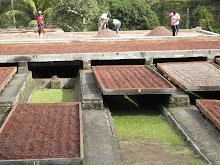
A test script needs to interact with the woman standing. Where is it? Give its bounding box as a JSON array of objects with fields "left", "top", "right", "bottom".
[{"left": 169, "top": 11, "right": 180, "bottom": 36}]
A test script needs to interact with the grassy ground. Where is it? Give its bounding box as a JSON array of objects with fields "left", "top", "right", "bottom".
[
  {"left": 106, "top": 95, "right": 208, "bottom": 165},
  {"left": 112, "top": 109, "right": 208, "bottom": 165},
  {"left": 113, "top": 110, "right": 184, "bottom": 146},
  {"left": 29, "top": 87, "right": 76, "bottom": 103}
]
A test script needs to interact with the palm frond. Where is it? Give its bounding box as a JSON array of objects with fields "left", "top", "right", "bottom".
[
  {"left": 36, "top": 0, "right": 47, "bottom": 10},
  {"left": 43, "top": 7, "right": 53, "bottom": 16},
  {"left": 28, "top": 19, "right": 37, "bottom": 27},
  {"left": 5, "top": 10, "right": 31, "bottom": 21},
  {"left": 23, "top": 0, "right": 37, "bottom": 16}
]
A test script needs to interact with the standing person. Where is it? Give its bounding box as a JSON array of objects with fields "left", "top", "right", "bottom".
[
  {"left": 169, "top": 10, "right": 180, "bottom": 36},
  {"left": 98, "top": 13, "right": 111, "bottom": 33},
  {"left": 35, "top": 11, "right": 44, "bottom": 37},
  {"left": 109, "top": 19, "right": 121, "bottom": 34}
]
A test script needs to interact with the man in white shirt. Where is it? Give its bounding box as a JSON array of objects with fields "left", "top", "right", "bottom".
[
  {"left": 169, "top": 11, "right": 180, "bottom": 36},
  {"left": 98, "top": 13, "right": 111, "bottom": 33},
  {"left": 109, "top": 19, "right": 121, "bottom": 34}
]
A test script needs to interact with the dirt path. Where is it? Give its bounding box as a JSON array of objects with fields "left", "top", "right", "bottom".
[
  {"left": 0, "top": 38, "right": 220, "bottom": 55},
  {"left": 120, "top": 140, "right": 193, "bottom": 165}
]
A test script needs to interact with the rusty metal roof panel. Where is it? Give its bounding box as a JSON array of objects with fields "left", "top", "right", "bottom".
[
  {"left": 157, "top": 61, "right": 220, "bottom": 91},
  {"left": 92, "top": 65, "right": 176, "bottom": 95},
  {"left": 196, "top": 99, "right": 220, "bottom": 130},
  {"left": 0, "top": 67, "right": 17, "bottom": 93}
]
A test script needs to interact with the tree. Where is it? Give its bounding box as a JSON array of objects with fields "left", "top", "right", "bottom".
[
  {"left": 186, "top": 0, "right": 220, "bottom": 33},
  {"left": 152, "top": 0, "right": 186, "bottom": 29},
  {"left": 109, "top": 0, "right": 159, "bottom": 30},
  {"left": 192, "top": 6, "right": 215, "bottom": 31},
  {"left": 0, "top": 0, "right": 14, "bottom": 27},
  {"left": 4, "top": 0, "right": 53, "bottom": 28},
  {"left": 52, "top": 0, "right": 100, "bottom": 32}
]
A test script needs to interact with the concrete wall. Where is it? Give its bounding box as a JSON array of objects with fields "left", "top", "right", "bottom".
[{"left": 0, "top": 49, "right": 220, "bottom": 69}]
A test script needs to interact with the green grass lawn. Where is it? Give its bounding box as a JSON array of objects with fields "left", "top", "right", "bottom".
[
  {"left": 112, "top": 108, "right": 208, "bottom": 165},
  {"left": 113, "top": 111, "right": 184, "bottom": 146},
  {"left": 29, "top": 88, "right": 76, "bottom": 103}
]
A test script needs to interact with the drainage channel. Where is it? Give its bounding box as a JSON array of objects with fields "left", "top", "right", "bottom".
[{"left": 103, "top": 95, "right": 216, "bottom": 165}]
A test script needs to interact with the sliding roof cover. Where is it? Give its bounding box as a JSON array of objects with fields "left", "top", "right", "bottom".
[
  {"left": 92, "top": 65, "right": 176, "bottom": 95},
  {"left": 157, "top": 61, "right": 220, "bottom": 91}
]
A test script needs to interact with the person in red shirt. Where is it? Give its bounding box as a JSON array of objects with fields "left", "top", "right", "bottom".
[{"left": 35, "top": 11, "right": 44, "bottom": 36}]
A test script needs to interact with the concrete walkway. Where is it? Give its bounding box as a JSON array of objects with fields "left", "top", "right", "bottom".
[
  {"left": 82, "top": 109, "right": 122, "bottom": 165},
  {"left": 170, "top": 106, "right": 220, "bottom": 165},
  {"left": 0, "top": 72, "right": 32, "bottom": 112},
  {"left": 80, "top": 69, "right": 122, "bottom": 164}
]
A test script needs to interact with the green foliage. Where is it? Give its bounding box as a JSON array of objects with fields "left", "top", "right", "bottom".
[
  {"left": 145, "top": 57, "right": 157, "bottom": 70},
  {"left": 192, "top": 6, "right": 215, "bottom": 31},
  {"left": 0, "top": 1, "right": 14, "bottom": 27},
  {"left": 52, "top": 0, "right": 100, "bottom": 32},
  {"left": 186, "top": 0, "right": 220, "bottom": 32},
  {"left": 1, "top": 0, "right": 54, "bottom": 28},
  {"left": 0, "top": 0, "right": 219, "bottom": 32},
  {"left": 152, "top": 0, "right": 186, "bottom": 29},
  {"left": 188, "top": 92, "right": 203, "bottom": 99},
  {"left": 124, "top": 95, "right": 138, "bottom": 107},
  {"left": 28, "top": 20, "right": 37, "bottom": 27},
  {"left": 109, "top": 0, "right": 159, "bottom": 30}
]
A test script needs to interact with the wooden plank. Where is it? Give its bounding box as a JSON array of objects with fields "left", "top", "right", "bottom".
[
  {"left": 79, "top": 103, "right": 84, "bottom": 160},
  {"left": 102, "top": 88, "right": 176, "bottom": 95},
  {"left": 0, "top": 158, "right": 83, "bottom": 165}
]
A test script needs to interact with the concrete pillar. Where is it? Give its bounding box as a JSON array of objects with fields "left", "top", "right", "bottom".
[
  {"left": 18, "top": 61, "right": 28, "bottom": 74},
  {"left": 51, "top": 75, "right": 62, "bottom": 89},
  {"left": 83, "top": 60, "right": 91, "bottom": 70},
  {"left": 169, "top": 89, "right": 190, "bottom": 107}
]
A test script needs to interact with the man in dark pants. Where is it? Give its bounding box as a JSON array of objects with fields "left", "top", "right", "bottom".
[
  {"left": 35, "top": 11, "right": 44, "bottom": 37},
  {"left": 169, "top": 11, "right": 180, "bottom": 36}
]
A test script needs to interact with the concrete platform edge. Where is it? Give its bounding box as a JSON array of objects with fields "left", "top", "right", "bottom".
[
  {"left": 105, "top": 108, "right": 123, "bottom": 164},
  {"left": 161, "top": 106, "right": 214, "bottom": 165}
]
